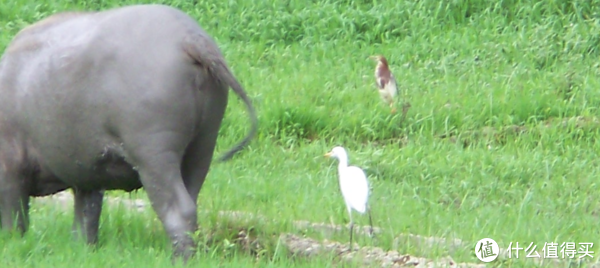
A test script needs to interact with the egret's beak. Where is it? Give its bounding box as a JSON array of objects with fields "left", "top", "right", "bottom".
[{"left": 324, "top": 152, "right": 333, "bottom": 158}]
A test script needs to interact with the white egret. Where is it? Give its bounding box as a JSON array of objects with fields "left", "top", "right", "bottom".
[{"left": 325, "top": 146, "right": 374, "bottom": 249}]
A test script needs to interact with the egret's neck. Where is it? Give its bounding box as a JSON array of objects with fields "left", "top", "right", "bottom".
[{"left": 336, "top": 155, "right": 349, "bottom": 170}]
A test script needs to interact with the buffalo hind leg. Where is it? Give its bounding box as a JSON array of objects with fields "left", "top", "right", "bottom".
[
  {"left": 72, "top": 188, "right": 104, "bottom": 244},
  {"left": 135, "top": 150, "right": 198, "bottom": 262},
  {"left": 181, "top": 75, "right": 227, "bottom": 202},
  {"left": 181, "top": 132, "right": 220, "bottom": 204},
  {"left": 0, "top": 170, "right": 30, "bottom": 234}
]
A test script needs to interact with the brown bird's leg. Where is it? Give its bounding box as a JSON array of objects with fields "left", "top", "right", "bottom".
[{"left": 390, "top": 103, "right": 397, "bottom": 114}]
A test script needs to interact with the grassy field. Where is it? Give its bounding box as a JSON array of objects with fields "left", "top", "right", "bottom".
[{"left": 1, "top": 0, "right": 600, "bottom": 267}]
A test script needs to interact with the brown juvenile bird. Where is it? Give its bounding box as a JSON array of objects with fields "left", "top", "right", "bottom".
[{"left": 369, "top": 55, "right": 398, "bottom": 113}]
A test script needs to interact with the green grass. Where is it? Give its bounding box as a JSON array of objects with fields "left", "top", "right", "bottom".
[{"left": 2, "top": 0, "right": 600, "bottom": 267}]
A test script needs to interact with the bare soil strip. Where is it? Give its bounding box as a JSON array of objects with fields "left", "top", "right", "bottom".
[{"left": 31, "top": 192, "right": 599, "bottom": 267}]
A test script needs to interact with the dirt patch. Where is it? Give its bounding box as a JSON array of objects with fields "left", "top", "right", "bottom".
[
  {"left": 32, "top": 191, "right": 147, "bottom": 211},
  {"left": 32, "top": 192, "right": 600, "bottom": 267},
  {"left": 282, "top": 234, "right": 483, "bottom": 268}
]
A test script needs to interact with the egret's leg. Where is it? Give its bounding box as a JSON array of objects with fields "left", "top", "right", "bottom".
[
  {"left": 367, "top": 207, "right": 374, "bottom": 237},
  {"left": 347, "top": 207, "right": 354, "bottom": 250}
]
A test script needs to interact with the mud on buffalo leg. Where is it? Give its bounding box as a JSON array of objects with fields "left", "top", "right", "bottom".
[
  {"left": 133, "top": 149, "right": 198, "bottom": 261},
  {"left": 72, "top": 188, "right": 104, "bottom": 244},
  {"left": 0, "top": 171, "right": 30, "bottom": 234}
]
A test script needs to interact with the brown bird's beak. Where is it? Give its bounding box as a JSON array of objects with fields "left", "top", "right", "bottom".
[
  {"left": 324, "top": 152, "right": 333, "bottom": 158},
  {"left": 368, "top": 56, "right": 378, "bottom": 61}
]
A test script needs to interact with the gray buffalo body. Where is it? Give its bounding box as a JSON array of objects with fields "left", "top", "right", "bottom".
[{"left": 0, "top": 4, "right": 257, "bottom": 260}]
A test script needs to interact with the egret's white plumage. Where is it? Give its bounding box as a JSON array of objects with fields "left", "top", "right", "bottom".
[
  {"left": 325, "top": 146, "right": 373, "bottom": 249},
  {"left": 338, "top": 165, "right": 369, "bottom": 214}
]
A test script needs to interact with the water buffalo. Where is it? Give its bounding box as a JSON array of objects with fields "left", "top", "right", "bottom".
[{"left": 0, "top": 4, "right": 257, "bottom": 261}]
